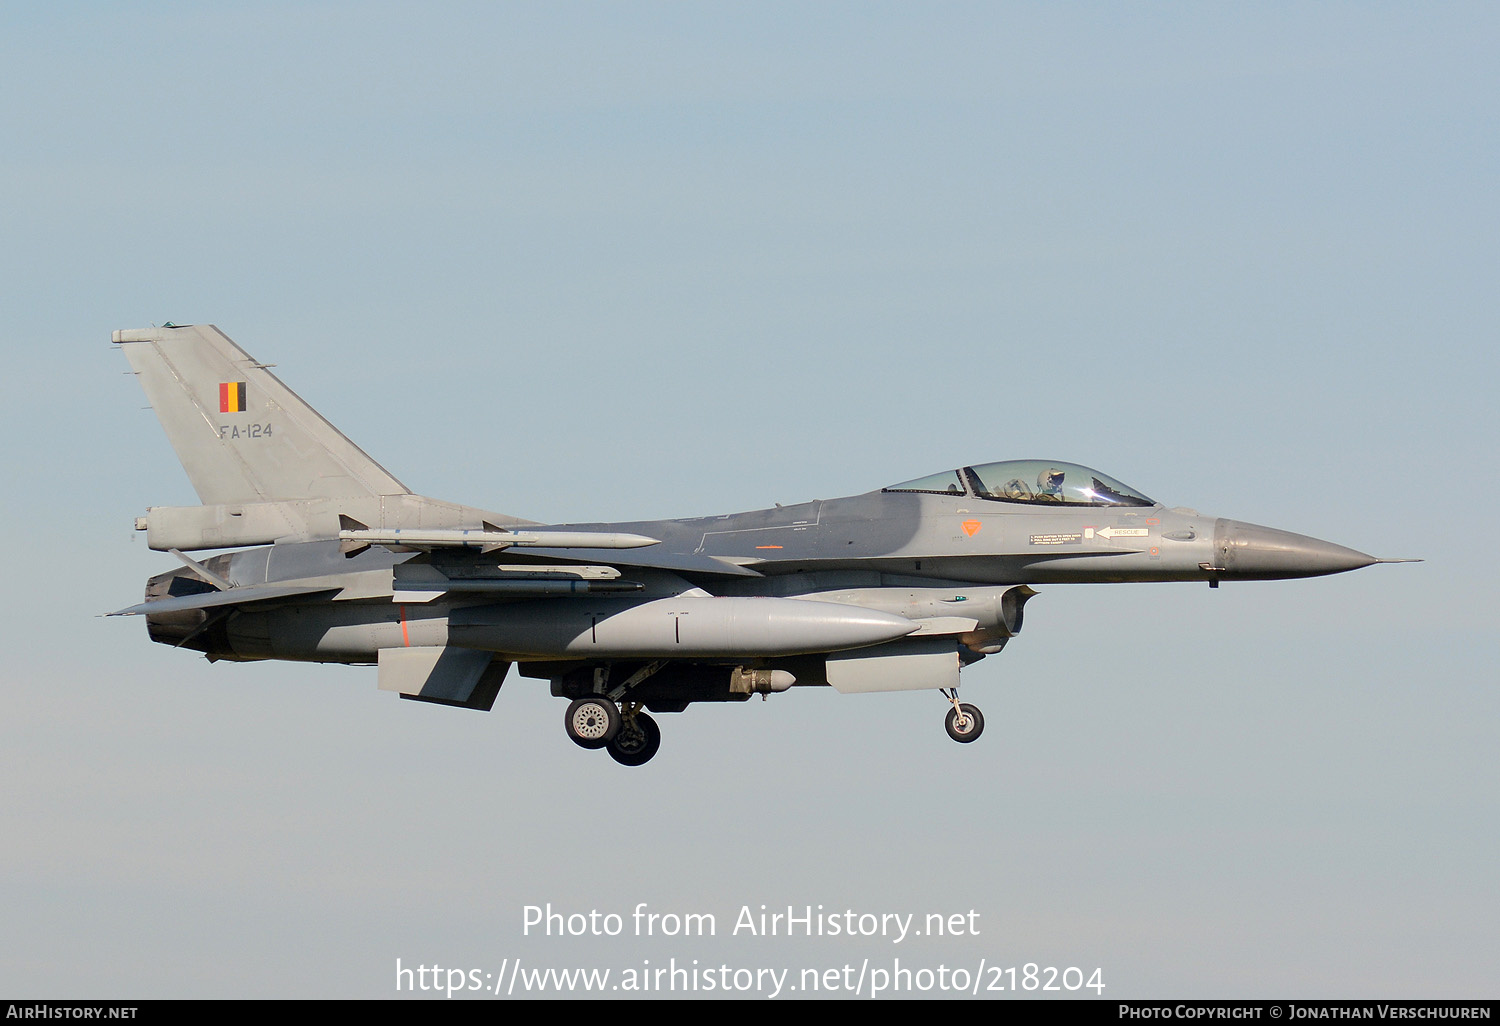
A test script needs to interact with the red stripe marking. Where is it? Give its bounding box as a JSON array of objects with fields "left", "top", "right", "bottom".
[{"left": 399, "top": 606, "right": 410, "bottom": 647}]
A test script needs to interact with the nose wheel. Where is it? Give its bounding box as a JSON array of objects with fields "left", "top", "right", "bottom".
[{"left": 940, "top": 689, "right": 984, "bottom": 743}]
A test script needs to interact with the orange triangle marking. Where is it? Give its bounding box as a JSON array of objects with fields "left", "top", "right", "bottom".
[{"left": 962, "top": 520, "right": 981, "bottom": 537}]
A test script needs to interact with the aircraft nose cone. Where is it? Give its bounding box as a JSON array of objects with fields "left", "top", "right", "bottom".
[{"left": 1213, "top": 519, "right": 1378, "bottom": 579}]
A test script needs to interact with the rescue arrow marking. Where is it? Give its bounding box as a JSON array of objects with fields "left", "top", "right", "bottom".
[{"left": 1091, "top": 526, "right": 1149, "bottom": 540}]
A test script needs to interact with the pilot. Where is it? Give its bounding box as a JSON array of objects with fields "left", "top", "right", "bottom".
[{"left": 1038, "top": 467, "right": 1066, "bottom": 501}]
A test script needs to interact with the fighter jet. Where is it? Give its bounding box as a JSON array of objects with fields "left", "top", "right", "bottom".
[{"left": 111, "top": 324, "right": 1411, "bottom": 765}]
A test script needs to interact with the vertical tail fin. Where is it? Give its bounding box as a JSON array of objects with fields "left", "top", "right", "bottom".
[{"left": 115, "top": 324, "right": 409, "bottom": 504}]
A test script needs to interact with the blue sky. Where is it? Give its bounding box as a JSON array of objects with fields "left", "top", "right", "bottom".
[{"left": 2, "top": 3, "right": 1495, "bottom": 998}]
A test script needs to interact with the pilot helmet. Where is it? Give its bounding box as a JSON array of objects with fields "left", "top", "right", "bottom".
[{"left": 1039, "top": 467, "right": 1065, "bottom": 494}]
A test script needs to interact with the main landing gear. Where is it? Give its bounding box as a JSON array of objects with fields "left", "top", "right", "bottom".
[
  {"left": 939, "top": 688, "right": 984, "bottom": 743},
  {"left": 564, "top": 697, "right": 662, "bottom": 766},
  {"left": 564, "top": 687, "right": 984, "bottom": 762},
  {"left": 606, "top": 703, "right": 661, "bottom": 766}
]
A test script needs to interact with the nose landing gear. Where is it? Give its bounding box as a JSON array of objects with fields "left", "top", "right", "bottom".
[{"left": 939, "top": 688, "right": 984, "bottom": 743}]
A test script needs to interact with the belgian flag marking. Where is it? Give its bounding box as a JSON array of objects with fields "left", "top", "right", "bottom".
[{"left": 219, "top": 381, "right": 247, "bottom": 413}]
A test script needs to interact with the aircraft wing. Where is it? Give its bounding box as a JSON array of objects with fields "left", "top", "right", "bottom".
[{"left": 108, "top": 584, "right": 340, "bottom": 617}]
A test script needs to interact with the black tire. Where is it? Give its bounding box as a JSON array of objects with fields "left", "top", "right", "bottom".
[
  {"left": 945, "top": 703, "right": 984, "bottom": 743},
  {"left": 564, "top": 697, "right": 620, "bottom": 749},
  {"left": 607, "top": 712, "right": 662, "bottom": 766}
]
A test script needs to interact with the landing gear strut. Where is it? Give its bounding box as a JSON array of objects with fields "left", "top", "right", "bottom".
[
  {"left": 940, "top": 688, "right": 984, "bottom": 743},
  {"left": 561, "top": 663, "right": 670, "bottom": 765}
]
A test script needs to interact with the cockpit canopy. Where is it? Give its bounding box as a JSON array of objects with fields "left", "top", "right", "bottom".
[{"left": 885, "top": 460, "right": 1157, "bottom": 508}]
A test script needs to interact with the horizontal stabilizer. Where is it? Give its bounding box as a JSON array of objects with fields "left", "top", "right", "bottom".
[{"left": 109, "top": 584, "right": 338, "bottom": 617}]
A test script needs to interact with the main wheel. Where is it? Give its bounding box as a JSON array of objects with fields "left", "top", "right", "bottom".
[
  {"left": 945, "top": 703, "right": 984, "bottom": 743},
  {"left": 564, "top": 697, "right": 620, "bottom": 749},
  {"left": 607, "top": 711, "right": 662, "bottom": 766}
]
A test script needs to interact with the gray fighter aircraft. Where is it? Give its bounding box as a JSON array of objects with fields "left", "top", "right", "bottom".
[{"left": 111, "top": 324, "right": 1411, "bottom": 765}]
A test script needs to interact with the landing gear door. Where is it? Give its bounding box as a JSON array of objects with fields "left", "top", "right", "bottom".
[{"left": 825, "top": 639, "right": 961, "bottom": 694}]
